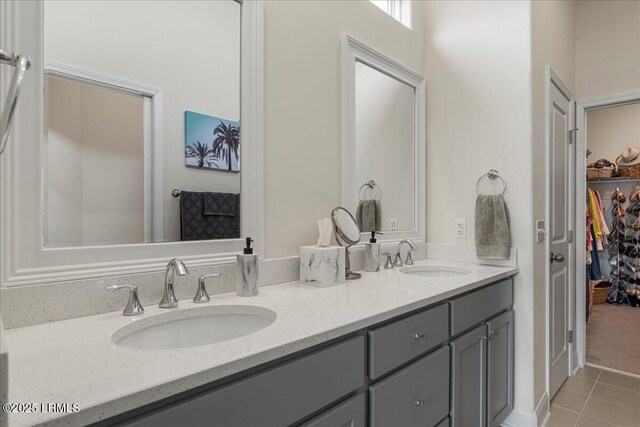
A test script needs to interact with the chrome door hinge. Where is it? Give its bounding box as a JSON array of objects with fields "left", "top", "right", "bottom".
[
  {"left": 568, "top": 230, "right": 574, "bottom": 244},
  {"left": 568, "top": 128, "right": 578, "bottom": 144},
  {"left": 568, "top": 330, "right": 574, "bottom": 344}
]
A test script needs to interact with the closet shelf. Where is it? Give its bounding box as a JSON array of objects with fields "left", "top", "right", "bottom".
[{"left": 587, "top": 177, "right": 640, "bottom": 183}]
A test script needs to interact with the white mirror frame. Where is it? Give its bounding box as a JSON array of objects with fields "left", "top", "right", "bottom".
[
  {"left": 0, "top": 0, "right": 264, "bottom": 286},
  {"left": 341, "top": 35, "right": 425, "bottom": 246}
]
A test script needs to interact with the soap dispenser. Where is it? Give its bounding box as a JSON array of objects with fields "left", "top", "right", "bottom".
[
  {"left": 237, "top": 237, "right": 259, "bottom": 296},
  {"left": 364, "top": 231, "right": 383, "bottom": 272}
]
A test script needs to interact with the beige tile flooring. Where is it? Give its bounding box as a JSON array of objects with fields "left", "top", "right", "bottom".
[{"left": 547, "top": 366, "right": 640, "bottom": 427}]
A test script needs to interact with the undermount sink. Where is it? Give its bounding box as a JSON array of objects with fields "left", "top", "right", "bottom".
[
  {"left": 399, "top": 265, "right": 471, "bottom": 278},
  {"left": 112, "top": 305, "right": 276, "bottom": 350}
]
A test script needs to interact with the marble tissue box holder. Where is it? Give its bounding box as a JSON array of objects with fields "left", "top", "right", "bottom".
[{"left": 300, "top": 246, "right": 346, "bottom": 287}]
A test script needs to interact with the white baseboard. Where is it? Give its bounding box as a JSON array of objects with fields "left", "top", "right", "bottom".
[
  {"left": 502, "top": 392, "right": 549, "bottom": 427},
  {"left": 586, "top": 362, "right": 640, "bottom": 379},
  {"left": 536, "top": 392, "right": 550, "bottom": 427},
  {"left": 502, "top": 407, "right": 537, "bottom": 427}
]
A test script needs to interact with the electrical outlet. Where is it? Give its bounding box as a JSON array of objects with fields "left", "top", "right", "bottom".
[
  {"left": 455, "top": 219, "right": 466, "bottom": 238},
  {"left": 390, "top": 218, "right": 398, "bottom": 231}
]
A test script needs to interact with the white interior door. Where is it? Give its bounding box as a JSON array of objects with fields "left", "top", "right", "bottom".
[{"left": 548, "top": 73, "right": 574, "bottom": 399}]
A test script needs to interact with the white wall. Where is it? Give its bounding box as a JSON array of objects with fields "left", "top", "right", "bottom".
[
  {"left": 531, "top": 0, "right": 575, "bottom": 412},
  {"left": 44, "top": 0, "right": 241, "bottom": 242},
  {"left": 355, "top": 61, "right": 415, "bottom": 231},
  {"left": 263, "top": 0, "right": 425, "bottom": 257},
  {"left": 575, "top": 0, "right": 640, "bottom": 100},
  {"left": 44, "top": 76, "right": 145, "bottom": 246},
  {"left": 587, "top": 102, "right": 640, "bottom": 162},
  {"left": 424, "top": 0, "right": 536, "bottom": 414}
]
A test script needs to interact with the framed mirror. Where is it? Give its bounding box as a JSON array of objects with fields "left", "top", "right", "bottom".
[
  {"left": 341, "top": 35, "right": 425, "bottom": 245},
  {"left": 0, "top": 0, "right": 264, "bottom": 286}
]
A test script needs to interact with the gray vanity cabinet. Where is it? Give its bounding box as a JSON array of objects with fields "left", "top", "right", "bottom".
[
  {"left": 109, "top": 278, "right": 514, "bottom": 427},
  {"left": 450, "top": 324, "right": 488, "bottom": 427},
  {"left": 122, "top": 336, "right": 365, "bottom": 427},
  {"left": 302, "top": 393, "right": 366, "bottom": 427},
  {"left": 369, "top": 346, "right": 449, "bottom": 427},
  {"left": 450, "top": 310, "right": 514, "bottom": 427},
  {"left": 487, "top": 310, "right": 514, "bottom": 427},
  {"left": 449, "top": 279, "right": 514, "bottom": 427}
]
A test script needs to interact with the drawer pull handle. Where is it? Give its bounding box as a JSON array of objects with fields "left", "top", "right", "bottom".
[
  {"left": 411, "top": 400, "right": 425, "bottom": 408},
  {"left": 412, "top": 333, "right": 424, "bottom": 341},
  {"left": 490, "top": 330, "right": 499, "bottom": 336}
]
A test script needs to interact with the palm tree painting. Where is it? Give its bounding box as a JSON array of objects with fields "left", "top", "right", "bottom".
[
  {"left": 185, "top": 140, "right": 215, "bottom": 168},
  {"left": 212, "top": 120, "right": 240, "bottom": 172},
  {"left": 184, "top": 111, "right": 240, "bottom": 172}
]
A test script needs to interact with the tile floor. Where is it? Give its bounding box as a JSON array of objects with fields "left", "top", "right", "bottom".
[{"left": 548, "top": 366, "right": 640, "bottom": 427}]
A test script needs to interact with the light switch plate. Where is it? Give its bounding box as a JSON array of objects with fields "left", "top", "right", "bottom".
[{"left": 389, "top": 218, "right": 398, "bottom": 231}]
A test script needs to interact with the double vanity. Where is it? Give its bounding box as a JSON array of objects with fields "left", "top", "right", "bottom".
[{"left": 3, "top": 259, "right": 517, "bottom": 427}]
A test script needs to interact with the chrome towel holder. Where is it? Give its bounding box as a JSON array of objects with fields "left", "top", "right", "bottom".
[
  {"left": 476, "top": 169, "right": 507, "bottom": 196},
  {"left": 1, "top": 49, "right": 31, "bottom": 155},
  {"left": 359, "top": 180, "right": 382, "bottom": 201}
]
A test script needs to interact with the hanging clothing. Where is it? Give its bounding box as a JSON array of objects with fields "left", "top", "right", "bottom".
[
  {"left": 587, "top": 224, "right": 602, "bottom": 280},
  {"left": 587, "top": 188, "right": 608, "bottom": 250},
  {"left": 593, "top": 190, "right": 610, "bottom": 245},
  {"left": 587, "top": 189, "right": 603, "bottom": 242}
]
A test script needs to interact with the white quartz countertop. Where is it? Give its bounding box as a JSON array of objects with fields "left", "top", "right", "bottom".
[{"left": 3, "top": 259, "right": 518, "bottom": 426}]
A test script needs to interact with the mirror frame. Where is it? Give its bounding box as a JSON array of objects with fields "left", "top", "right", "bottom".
[
  {"left": 0, "top": 0, "right": 264, "bottom": 286},
  {"left": 341, "top": 35, "right": 425, "bottom": 247}
]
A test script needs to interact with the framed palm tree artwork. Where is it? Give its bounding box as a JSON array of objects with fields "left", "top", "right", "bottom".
[{"left": 184, "top": 111, "right": 240, "bottom": 172}]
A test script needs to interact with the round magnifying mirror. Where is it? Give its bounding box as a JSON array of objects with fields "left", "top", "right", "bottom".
[{"left": 331, "top": 207, "right": 361, "bottom": 280}]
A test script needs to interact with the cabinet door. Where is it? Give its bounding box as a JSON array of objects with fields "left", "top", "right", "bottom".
[
  {"left": 302, "top": 393, "right": 365, "bottom": 427},
  {"left": 450, "top": 324, "right": 487, "bottom": 427},
  {"left": 486, "top": 310, "right": 514, "bottom": 427}
]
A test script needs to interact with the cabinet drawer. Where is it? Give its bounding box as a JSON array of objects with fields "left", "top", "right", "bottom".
[
  {"left": 369, "top": 346, "right": 450, "bottom": 427},
  {"left": 302, "top": 393, "right": 365, "bottom": 427},
  {"left": 449, "top": 279, "right": 512, "bottom": 336},
  {"left": 368, "top": 303, "right": 448, "bottom": 379},
  {"left": 123, "top": 336, "right": 365, "bottom": 427}
]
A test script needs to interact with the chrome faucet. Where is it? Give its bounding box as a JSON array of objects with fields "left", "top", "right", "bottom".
[
  {"left": 160, "top": 258, "right": 189, "bottom": 308},
  {"left": 394, "top": 239, "right": 417, "bottom": 267}
]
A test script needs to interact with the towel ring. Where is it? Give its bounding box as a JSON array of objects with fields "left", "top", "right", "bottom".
[
  {"left": 476, "top": 169, "right": 506, "bottom": 196},
  {"left": 359, "top": 180, "right": 382, "bottom": 201}
]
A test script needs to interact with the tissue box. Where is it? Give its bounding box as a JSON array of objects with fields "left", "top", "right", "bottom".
[{"left": 300, "top": 246, "right": 345, "bottom": 287}]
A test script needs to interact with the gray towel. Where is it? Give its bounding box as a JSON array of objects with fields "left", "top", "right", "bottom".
[
  {"left": 475, "top": 194, "right": 511, "bottom": 260},
  {"left": 356, "top": 199, "right": 379, "bottom": 232},
  {"left": 203, "top": 192, "right": 238, "bottom": 216},
  {"left": 180, "top": 191, "right": 240, "bottom": 241}
]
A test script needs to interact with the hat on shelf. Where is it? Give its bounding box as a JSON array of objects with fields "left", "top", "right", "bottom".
[{"left": 615, "top": 147, "right": 640, "bottom": 168}]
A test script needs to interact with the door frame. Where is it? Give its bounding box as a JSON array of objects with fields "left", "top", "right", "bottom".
[
  {"left": 42, "top": 61, "right": 164, "bottom": 244},
  {"left": 544, "top": 66, "right": 576, "bottom": 399},
  {"left": 574, "top": 90, "right": 640, "bottom": 367}
]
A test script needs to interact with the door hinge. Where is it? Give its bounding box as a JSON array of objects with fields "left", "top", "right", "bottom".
[
  {"left": 568, "top": 230, "right": 574, "bottom": 243},
  {"left": 568, "top": 330, "right": 574, "bottom": 344},
  {"left": 568, "top": 128, "right": 578, "bottom": 144}
]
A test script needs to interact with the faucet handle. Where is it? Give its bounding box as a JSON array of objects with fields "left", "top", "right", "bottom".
[
  {"left": 393, "top": 252, "right": 404, "bottom": 268},
  {"left": 105, "top": 284, "right": 144, "bottom": 316},
  {"left": 382, "top": 253, "right": 395, "bottom": 269},
  {"left": 194, "top": 272, "right": 221, "bottom": 303},
  {"left": 404, "top": 248, "right": 416, "bottom": 266}
]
